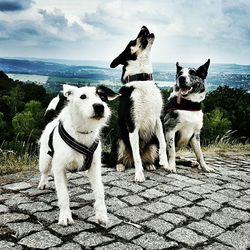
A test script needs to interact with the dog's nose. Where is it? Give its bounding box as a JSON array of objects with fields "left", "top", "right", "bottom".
[
  {"left": 178, "top": 76, "right": 186, "bottom": 86},
  {"left": 93, "top": 104, "right": 104, "bottom": 115}
]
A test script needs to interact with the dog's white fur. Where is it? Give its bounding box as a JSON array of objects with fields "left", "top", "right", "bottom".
[{"left": 38, "top": 85, "right": 115, "bottom": 226}]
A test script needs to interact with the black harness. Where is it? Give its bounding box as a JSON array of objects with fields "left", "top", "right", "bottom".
[
  {"left": 165, "top": 96, "right": 202, "bottom": 113},
  {"left": 123, "top": 73, "right": 153, "bottom": 84},
  {"left": 47, "top": 121, "right": 99, "bottom": 171}
]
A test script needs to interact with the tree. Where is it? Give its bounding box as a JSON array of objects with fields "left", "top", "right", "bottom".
[
  {"left": 12, "top": 100, "right": 45, "bottom": 141},
  {"left": 201, "top": 108, "right": 232, "bottom": 144}
]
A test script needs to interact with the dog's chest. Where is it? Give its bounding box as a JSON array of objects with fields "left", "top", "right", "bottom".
[{"left": 176, "top": 110, "right": 203, "bottom": 145}]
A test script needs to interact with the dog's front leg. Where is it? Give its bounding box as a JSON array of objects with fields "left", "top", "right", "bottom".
[
  {"left": 165, "top": 131, "right": 176, "bottom": 172},
  {"left": 87, "top": 145, "right": 108, "bottom": 226},
  {"left": 53, "top": 161, "right": 74, "bottom": 226},
  {"left": 129, "top": 129, "right": 145, "bottom": 182},
  {"left": 190, "top": 133, "right": 215, "bottom": 172},
  {"left": 155, "top": 118, "right": 169, "bottom": 169}
]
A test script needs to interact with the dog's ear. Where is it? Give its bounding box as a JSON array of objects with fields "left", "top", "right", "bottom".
[
  {"left": 110, "top": 54, "right": 123, "bottom": 68},
  {"left": 97, "top": 85, "right": 120, "bottom": 101},
  {"left": 197, "top": 59, "right": 210, "bottom": 79},
  {"left": 176, "top": 62, "right": 182, "bottom": 73},
  {"left": 63, "top": 84, "right": 77, "bottom": 99}
]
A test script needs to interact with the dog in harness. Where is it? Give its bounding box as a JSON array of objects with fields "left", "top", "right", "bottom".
[{"left": 38, "top": 84, "right": 119, "bottom": 226}]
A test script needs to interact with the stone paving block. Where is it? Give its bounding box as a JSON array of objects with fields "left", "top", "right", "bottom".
[
  {"left": 218, "top": 188, "right": 242, "bottom": 198},
  {"left": 4, "top": 194, "right": 32, "bottom": 207},
  {"left": 197, "top": 199, "right": 221, "bottom": 210},
  {"left": 160, "top": 212, "right": 187, "bottom": 225},
  {"left": 167, "top": 174, "right": 205, "bottom": 185},
  {"left": 187, "top": 220, "right": 224, "bottom": 237},
  {"left": 206, "top": 212, "right": 240, "bottom": 229},
  {"left": 178, "top": 190, "right": 201, "bottom": 201},
  {"left": 73, "top": 232, "right": 113, "bottom": 247},
  {"left": 2, "top": 182, "right": 32, "bottom": 191},
  {"left": 0, "top": 213, "right": 29, "bottom": 224},
  {"left": 50, "top": 243, "right": 82, "bottom": 250},
  {"left": 167, "top": 227, "right": 207, "bottom": 247},
  {"left": 69, "top": 177, "right": 90, "bottom": 186},
  {"left": 0, "top": 241, "right": 22, "bottom": 250},
  {"left": 72, "top": 205, "right": 94, "bottom": 219},
  {"left": 202, "top": 242, "right": 233, "bottom": 250},
  {"left": 18, "top": 230, "right": 62, "bottom": 249},
  {"left": 18, "top": 201, "right": 52, "bottom": 213},
  {"left": 184, "top": 185, "right": 212, "bottom": 195},
  {"left": 114, "top": 206, "right": 153, "bottom": 222},
  {"left": 7, "top": 222, "right": 43, "bottom": 238},
  {"left": 241, "top": 194, "right": 250, "bottom": 202},
  {"left": 199, "top": 183, "right": 223, "bottom": 192},
  {"left": 142, "top": 201, "right": 173, "bottom": 214},
  {"left": 75, "top": 192, "right": 94, "bottom": 201},
  {"left": 222, "top": 183, "right": 243, "bottom": 190},
  {"left": 228, "top": 199, "right": 250, "bottom": 210},
  {"left": 139, "top": 179, "right": 158, "bottom": 188},
  {"left": 155, "top": 184, "right": 182, "bottom": 193},
  {"left": 160, "top": 194, "right": 192, "bottom": 207},
  {"left": 142, "top": 218, "right": 174, "bottom": 234},
  {"left": 139, "top": 188, "right": 165, "bottom": 199},
  {"left": 204, "top": 192, "right": 232, "bottom": 203},
  {"left": 34, "top": 210, "right": 59, "bottom": 223},
  {"left": 177, "top": 205, "right": 209, "bottom": 220},
  {"left": 96, "top": 242, "right": 143, "bottom": 250},
  {"left": 121, "top": 195, "right": 146, "bottom": 205},
  {"left": 109, "top": 224, "right": 143, "bottom": 240},
  {"left": 49, "top": 220, "right": 95, "bottom": 235},
  {"left": 20, "top": 187, "right": 52, "bottom": 196},
  {"left": 106, "top": 197, "right": 128, "bottom": 212},
  {"left": 221, "top": 207, "right": 250, "bottom": 222},
  {"left": 0, "top": 204, "right": 9, "bottom": 213},
  {"left": 133, "top": 232, "right": 178, "bottom": 249},
  {"left": 168, "top": 180, "right": 191, "bottom": 188},
  {"left": 111, "top": 180, "right": 145, "bottom": 192},
  {"left": 37, "top": 193, "right": 57, "bottom": 203},
  {"left": 107, "top": 187, "right": 129, "bottom": 197}
]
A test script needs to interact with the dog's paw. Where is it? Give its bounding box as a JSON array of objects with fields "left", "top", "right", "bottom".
[
  {"left": 164, "top": 163, "right": 176, "bottom": 173},
  {"left": 58, "top": 210, "right": 74, "bottom": 226},
  {"left": 202, "top": 165, "right": 215, "bottom": 173},
  {"left": 145, "top": 164, "right": 156, "bottom": 171},
  {"left": 190, "top": 160, "right": 200, "bottom": 168},
  {"left": 135, "top": 170, "right": 145, "bottom": 182},
  {"left": 38, "top": 179, "right": 49, "bottom": 190},
  {"left": 116, "top": 164, "right": 125, "bottom": 172},
  {"left": 96, "top": 210, "right": 109, "bottom": 226}
]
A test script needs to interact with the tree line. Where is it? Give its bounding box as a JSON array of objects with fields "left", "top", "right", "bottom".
[{"left": 0, "top": 70, "right": 249, "bottom": 154}]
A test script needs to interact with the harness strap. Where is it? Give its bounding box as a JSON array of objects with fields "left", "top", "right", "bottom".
[
  {"left": 58, "top": 121, "right": 99, "bottom": 171},
  {"left": 123, "top": 73, "right": 153, "bottom": 84}
]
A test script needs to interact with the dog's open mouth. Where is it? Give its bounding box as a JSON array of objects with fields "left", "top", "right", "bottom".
[
  {"left": 177, "top": 87, "right": 193, "bottom": 104},
  {"left": 179, "top": 87, "right": 193, "bottom": 96}
]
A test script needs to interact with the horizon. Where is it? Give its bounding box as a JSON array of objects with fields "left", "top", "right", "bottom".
[{"left": 0, "top": 0, "right": 250, "bottom": 65}]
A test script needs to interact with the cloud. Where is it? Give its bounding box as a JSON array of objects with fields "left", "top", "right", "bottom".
[{"left": 0, "top": 0, "right": 33, "bottom": 12}]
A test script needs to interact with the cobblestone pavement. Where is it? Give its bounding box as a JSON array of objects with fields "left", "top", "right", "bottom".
[{"left": 1, "top": 155, "right": 250, "bottom": 249}]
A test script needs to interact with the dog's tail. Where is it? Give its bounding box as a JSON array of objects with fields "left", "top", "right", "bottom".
[{"left": 44, "top": 94, "right": 68, "bottom": 125}]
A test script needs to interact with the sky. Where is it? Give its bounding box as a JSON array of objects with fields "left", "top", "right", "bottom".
[{"left": 0, "top": 0, "right": 250, "bottom": 64}]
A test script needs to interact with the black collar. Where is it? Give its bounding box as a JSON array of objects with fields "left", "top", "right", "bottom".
[
  {"left": 58, "top": 121, "right": 99, "bottom": 171},
  {"left": 165, "top": 96, "right": 202, "bottom": 112},
  {"left": 123, "top": 73, "right": 153, "bottom": 84}
]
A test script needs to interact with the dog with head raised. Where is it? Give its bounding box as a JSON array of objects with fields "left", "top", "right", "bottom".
[
  {"left": 110, "top": 26, "right": 169, "bottom": 182},
  {"left": 38, "top": 84, "right": 119, "bottom": 226},
  {"left": 163, "top": 59, "right": 214, "bottom": 173}
]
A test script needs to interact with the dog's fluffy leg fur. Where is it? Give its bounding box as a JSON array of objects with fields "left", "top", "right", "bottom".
[
  {"left": 52, "top": 158, "right": 74, "bottom": 226},
  {"left": 86, "top": 144, "right": 108, "bottom": 225},
  {"left": 129, "top": 129, "right": 145, "bottom": 182},
  {"left": 190, "top": 133, "right": 215, "bottom": 172},
  {"left": 165, "top": 131, "right": 176, "bottom": 172},
  {"left": 155, "top": 118, "right": 169, "bottom": 169}
]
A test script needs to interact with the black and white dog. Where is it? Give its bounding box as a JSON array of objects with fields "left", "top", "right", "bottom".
[
  {"left": 110, "top": 26, "right": 168, "bottom": 182},
  {"left": 163, "top": 59, "right": 214, "bottom": 173},
  {"left": 38, "top": 84, "right": 119, "bottom": 226}
]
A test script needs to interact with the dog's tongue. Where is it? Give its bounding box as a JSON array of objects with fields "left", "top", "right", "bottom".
[{"left": 177, "top": 90, "right": 182, "bottom": 104}]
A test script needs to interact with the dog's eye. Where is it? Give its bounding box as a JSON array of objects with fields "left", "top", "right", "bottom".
[
  {"left": 100, "top": 95, "right": 107, "bottom": 102},
  {"left": 80, "top": 94, "right": 87, "bottom": 100}
]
